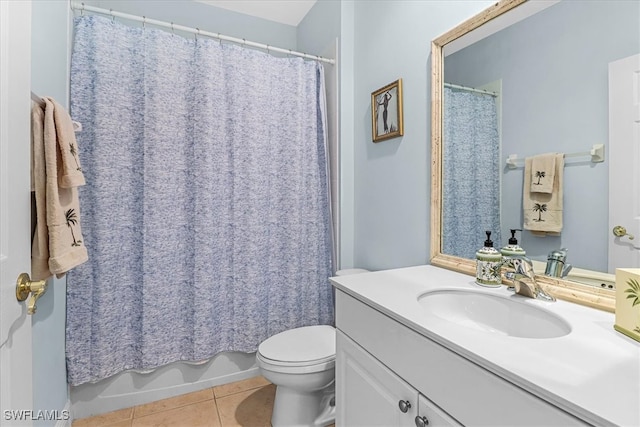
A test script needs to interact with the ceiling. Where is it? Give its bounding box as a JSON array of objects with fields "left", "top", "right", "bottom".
[{"left": 195, "top": 1, "right": 317, "bottom": 26}]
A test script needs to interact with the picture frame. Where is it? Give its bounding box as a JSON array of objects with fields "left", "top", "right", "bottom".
[{"left": 371, "top": 79, "right": 404, "bottom": 142}]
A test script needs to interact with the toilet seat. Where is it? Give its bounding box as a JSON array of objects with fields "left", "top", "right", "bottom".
[{"left": 257, "top": 325, "right": 335, "bottom": 374}]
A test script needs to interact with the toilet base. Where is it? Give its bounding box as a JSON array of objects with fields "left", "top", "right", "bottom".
[{"left": 271, "top": 382, "right": 335, "bottom": 427}]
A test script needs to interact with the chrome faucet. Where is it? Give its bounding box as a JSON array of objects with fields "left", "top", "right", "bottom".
[
  {"left": 501, "top": 257, "right": 556, "bottom": 302},
  {"left": 544, "top": 248, "right": 572, "bottom": 278}
]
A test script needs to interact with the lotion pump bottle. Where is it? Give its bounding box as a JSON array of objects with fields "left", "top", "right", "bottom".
[
  {"left": 476, "top": 231, "right": 502, "bottom": 287},
  {"left": 500, "top": 229, "right": 526, "bottom": 258}
]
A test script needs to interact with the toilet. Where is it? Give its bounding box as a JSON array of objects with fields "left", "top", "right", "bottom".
[{"left": 256, "top": 268, "right": 369, "bottom": 427}]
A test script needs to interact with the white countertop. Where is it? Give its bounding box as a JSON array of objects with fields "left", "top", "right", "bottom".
[{"left": 331, "top": 265, "right": 640, "bottom": 427}]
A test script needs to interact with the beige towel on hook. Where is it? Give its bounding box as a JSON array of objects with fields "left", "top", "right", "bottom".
[
  {"left": 530, "top": 153, "right": 556, "bottom": 194},
  {"left": 523, "top": 153, "right": 564, "bottom": 235},
  {"left": 32, "top": 97, "right": 88, "bottom": 281}
]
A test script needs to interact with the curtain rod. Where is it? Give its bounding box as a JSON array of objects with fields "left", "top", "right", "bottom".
[
  {"left": 444, "top": 82, "right": 497, "bottom": 97},
  {"left": 70, "top": 2, "right": 335, "bottom": 65}
]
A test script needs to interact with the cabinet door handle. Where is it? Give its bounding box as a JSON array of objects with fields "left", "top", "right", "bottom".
[
  {"left": 398, "top": 400, "right": 412, "bottom": 413},
  {"left": 415, "top": 415, "right": 430, "bottom": 427}
]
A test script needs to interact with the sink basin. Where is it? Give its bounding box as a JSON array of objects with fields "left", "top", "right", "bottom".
[{"left": 417, "top": 289, "right": 571, "bottom": 339}]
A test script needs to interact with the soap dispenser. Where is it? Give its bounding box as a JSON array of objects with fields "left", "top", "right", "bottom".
[
  {"left": 500, "top": 229, "right": 526, "bottom": 258},
  {"left": 476, "top": 231, "right": 502, "bottom": 287}
]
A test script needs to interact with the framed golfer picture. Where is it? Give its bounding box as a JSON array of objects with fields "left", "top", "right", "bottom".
[{"left": 371, "top": 79, "right": 404, "bottom": 142}]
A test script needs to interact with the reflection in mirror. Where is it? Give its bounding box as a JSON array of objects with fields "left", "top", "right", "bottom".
[
  {"left": 442, "top": 83, "right": 500, "bottom": 260},
  {"left": 431, "top": 0, "right": 640, "bottom": 311}
]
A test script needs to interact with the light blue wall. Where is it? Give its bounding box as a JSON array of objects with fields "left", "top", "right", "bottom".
[
  {"left": 351, "top": 1, "right": 493, "bottom": 270},
  {"left": 31, "top": 1, "right": 72, "bottom": 424},
  {"left": 445, "top": 0, "right": 640, "bottom": 271},
  {"left": 298, "top": 0, "right": 499, "bottom": 272},
  {"left": 297, "top": 0, "right": 340, "bottom": 57},
  {"left": 338, "top": 1, "right": 356, "bottom": 269},
  {"left": 81, "top": 0, "right": 297, "bottom": 49}
]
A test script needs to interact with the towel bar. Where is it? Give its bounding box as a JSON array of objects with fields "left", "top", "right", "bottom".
[{"left": 506, "top": 144, "right": 604, "bottom": 169}]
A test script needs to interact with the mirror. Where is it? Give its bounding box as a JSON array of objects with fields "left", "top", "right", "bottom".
[{"left": 431, "top": 0, "right": 639, "bottom": 312}]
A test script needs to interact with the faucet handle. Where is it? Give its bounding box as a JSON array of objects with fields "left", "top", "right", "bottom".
[
  {"left": 508, "top": 257, "right": 530, "bottom": 274},
  {"left": 513, "top": 280, "right": 537, "bottom": 299}
]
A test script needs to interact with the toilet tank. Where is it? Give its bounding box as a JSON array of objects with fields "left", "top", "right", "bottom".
[{"left": 335, "top": 268, "right": 369, "bottom": 276}]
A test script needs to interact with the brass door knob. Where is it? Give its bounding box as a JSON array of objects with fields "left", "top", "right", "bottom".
[
  {"left": 613, "top": 225, "right": 635, "bottom": 240},
  {"left": 15, "top": 273, "right": 47, "bottom": 315}
]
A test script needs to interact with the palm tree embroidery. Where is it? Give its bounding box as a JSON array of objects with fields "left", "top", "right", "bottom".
[
  {"left": 624, "top": 278, "right": 640, "bottom": 333},
  {"left": 69, "top": 143, "right": 82, "bottom": 172},
  {"left": 65, "top": 208, "right": 82, "bottom": 247},
  {"left": 532, "top": 203, "right": 547, "bottom": 222},
  {"left": 534, "top": 171, "right": 546, "bottom": 185}
]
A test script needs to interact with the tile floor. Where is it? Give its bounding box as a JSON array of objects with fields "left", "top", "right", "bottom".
[{"left": 72, "top": 376, "right": 276, "bottom": 427}]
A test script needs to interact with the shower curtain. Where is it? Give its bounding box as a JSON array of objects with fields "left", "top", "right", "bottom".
[
  {"left": 443, "top": 86, "right": 501, "bottom": 259},
  {"left": 66, "top": 15, "right": 333, "bottom": 386}
]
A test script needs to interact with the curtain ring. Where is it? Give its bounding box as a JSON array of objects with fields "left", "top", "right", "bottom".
[
  {"left": 266, "top": 45, "right": 270, "bottom": 54},
  {"left": 217, "top": 33, "right": 222, "bottom": 46},
  {"left": 142, "top": 16, "right": 146, "bottom": 29},
  {"left": 171, "top": 22, "right": 175, "bottom": 35},
  {"left": 110, "top": 9, "right": 115, "bottom": 23},
  {"left": 242, "top": 38, "right": 246, "bottom": 46},
  {"left": 195, "top": 28, "right": 200, "bottom": 40},
  {"left": 80, "top": 2, "right": 84, "bottom": 15}
]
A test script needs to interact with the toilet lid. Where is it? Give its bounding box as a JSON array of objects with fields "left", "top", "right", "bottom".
[{"left": 258, "top": 325, "right": 335, "bottom": 366}]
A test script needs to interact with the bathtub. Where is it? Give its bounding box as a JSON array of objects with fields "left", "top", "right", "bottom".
[{"left": 70, "top": 352, "right": 259, "bottom": 419}]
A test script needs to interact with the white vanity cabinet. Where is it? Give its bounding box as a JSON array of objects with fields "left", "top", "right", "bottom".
[
  {"left": 337, "top": 329, "right": 461, "bottom": 427},
  {"left": 334, "top": 289, "right": 588, "bottom": 427}
]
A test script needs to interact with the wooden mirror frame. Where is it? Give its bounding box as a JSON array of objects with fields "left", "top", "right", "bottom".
[{"left": 429, "top": 0, "right": 615, "bottom": 312}]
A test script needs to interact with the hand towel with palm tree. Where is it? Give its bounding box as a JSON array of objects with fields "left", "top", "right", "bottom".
[
  {"left": 523, "top": 154, "right": 564, "bottom": 234},
  {"left": 31, "top": 97, "right": 88, "bottom": 281},
  {"left": 530, "top": 153, "right": 556, "bottom": 194}
]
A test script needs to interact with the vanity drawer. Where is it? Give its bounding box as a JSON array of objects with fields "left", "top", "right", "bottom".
[{"left": 335, "top": 290, "right": 589, "bottom": 427}]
